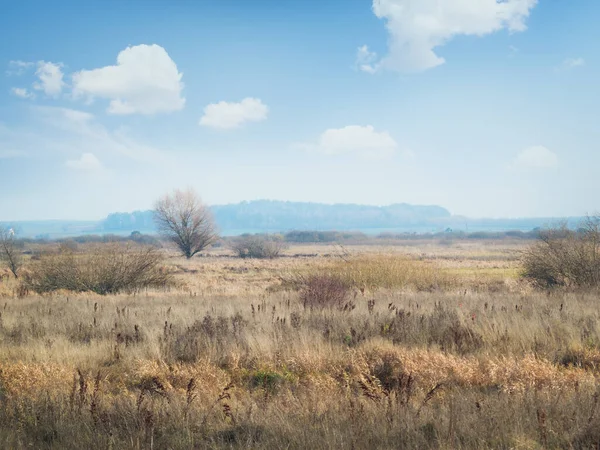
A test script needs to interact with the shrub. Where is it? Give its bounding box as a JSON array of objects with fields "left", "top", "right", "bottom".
[
  {"left": 522, "top": 217, "right": 600, "bottom": 288},
  {"left": 160, "top": 313, "right": 247, "bottom": 363},
  {"left": 231, "top": 234, "right": 286, "bottom": 259},
  {"left": 297, "top": 274, "right": 352, "bottom": 310},
  {"left": 23, "top": 243, "right": 172, "bottom": 295}
]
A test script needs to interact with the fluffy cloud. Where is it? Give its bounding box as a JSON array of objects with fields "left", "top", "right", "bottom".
[
  {"left": 72, "top": 44, "right": 185, "bottom": 115},
  {"left": 66, "top": 153, "right": 103, "bottom": 171},
  {"left": 6, "top": 61, "right": 64, "bottom": 97},
  {"left": 296, "top": 125, "right": 398, "bottom": 159},
  {"left": 361, "top": 0, "right": 537, "bottom": 73},
  {"left": 10, "top": 87, "right": 35, "bottom": 99},
  {"left": 199, "top": 98, "right": 269, "bottom": 129},
  {"left": 33, "top": 61, "right": 65, "bottom": 97},
  {"left": 513, "top": 146, "right": 558, "bottom": 169}
]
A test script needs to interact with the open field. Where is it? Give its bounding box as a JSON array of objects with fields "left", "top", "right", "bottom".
[{"left": 1, "top": 240, "right": 600, "bottom": 449}]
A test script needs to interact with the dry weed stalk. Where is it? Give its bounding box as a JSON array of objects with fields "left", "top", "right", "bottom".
[
  {"left": 416, "top": 383, "right": 445, "bottom": 417},
  {"left": 536, "top": 407, "right": 548, "bottom": 447},
  {"left": 201, "top": 382, "right": 235, "bottom": 427},
  {"left": 184, "top": 377, "right": 197, "bottom": 419}
]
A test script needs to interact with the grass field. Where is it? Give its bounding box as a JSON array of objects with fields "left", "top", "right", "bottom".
[{"left": 1, "top": 240, "right": 600, "bottom": 449}]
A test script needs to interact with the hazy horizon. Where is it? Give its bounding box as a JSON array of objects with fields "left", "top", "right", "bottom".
[
  {"left": 1, "top": 198, "right": 591, "bottom": 224},
  {"left": 1, "top": 1, "right": 598, "bottom": 221}
]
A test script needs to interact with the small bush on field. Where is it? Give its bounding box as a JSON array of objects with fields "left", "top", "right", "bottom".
[
  {"left": 427, "top": 306, "right": 483, "bottom": 354},
  {"left": 231, "top": 234, "right": 286, "bottom": 259},
  {"left": 297, "top": 274, "right": 352, "bottom": 310},
  {"left": 161, "top": 313, "right": 248, "bottom": 363},
  {"left": 23, "top": 243, "right": 172, "bottom": 295},
  {"left": 522, "top": 216, "right": 600, "bottom": 288}
]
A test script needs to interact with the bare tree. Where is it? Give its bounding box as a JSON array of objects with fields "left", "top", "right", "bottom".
[
  {"left": 0, "top": 226, "right": 23, "bottom": 278},
  {"left": 154, "top": 188, "right": 218, "bottom": 258}
]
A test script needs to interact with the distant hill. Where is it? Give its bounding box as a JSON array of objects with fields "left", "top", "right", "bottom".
[
  {"left": 212, "top": 200, "right": 451, "bottom": 231},
  {"left": 5, "top": 200, "right": 578, "bottom": 239},
  {"left": 102, "top": 200, "right": 452, "bottom": 234}
]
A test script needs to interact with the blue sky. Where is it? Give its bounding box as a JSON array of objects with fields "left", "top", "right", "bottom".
[{"left": 0, "top": 0, "right": 598, "bottom": 220}]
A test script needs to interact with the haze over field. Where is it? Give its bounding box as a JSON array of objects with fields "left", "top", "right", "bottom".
[{"left": 1, "top": 0, "right": 598, "bottom": 221}]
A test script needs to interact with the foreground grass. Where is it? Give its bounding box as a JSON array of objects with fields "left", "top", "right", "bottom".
[{"left": 1, "top": 285, "right": 600, "bottom": 448}]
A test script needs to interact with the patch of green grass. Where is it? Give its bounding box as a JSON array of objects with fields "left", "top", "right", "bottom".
[{"left": 243, "top": 369, "right": 298, "bottom": 394}]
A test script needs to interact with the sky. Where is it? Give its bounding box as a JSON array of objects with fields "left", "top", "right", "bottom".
[{"left": 0, "top": 0, "right": 598, "bottom": 221}]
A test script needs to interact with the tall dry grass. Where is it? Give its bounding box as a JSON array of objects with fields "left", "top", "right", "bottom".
[
  {"left": 283, "top": 254, "right": 460, "bottom": 297},
  {"left": 0, "top": 286, "right": 599, "bottom": 448},
  {"left": 0, "top": 242, "right": 598, "bottom": 448}
]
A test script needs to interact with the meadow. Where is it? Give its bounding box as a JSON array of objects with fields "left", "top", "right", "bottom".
[{"left": 1, "top": 238, "right": 599, "bottom": 449}]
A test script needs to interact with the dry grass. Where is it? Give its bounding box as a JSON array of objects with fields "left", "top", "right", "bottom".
[
  {"left": 0, "top": 241, "right": 599, "bottom": 448},
  {"left": 295, "top": 254, "right": 459, "bottom": 292}
]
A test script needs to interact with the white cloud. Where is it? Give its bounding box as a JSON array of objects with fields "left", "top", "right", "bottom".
[
  {"left": 355, "top": 45, "right": 378, "bottom": 73},
  {"left": 557, "top": 57, "right": 585, "bottom": 71},
  {"left": 296, "top": 125, "right": 399, "bottom": 159},
  {"left": 72, "top": 44, "right": 185, "bottom": 115},
  {"left": 361, "top": 0, "right": 537, "bottom": 73},
  {"left": 199, "top": 97, "right": 269, "bottom": 129},
  {"left": 66, "top": 153, "right": 103, "bottom": 171},
  {"left": 6, "top": 60, "right": 34, "bottom": 76},
  {"left": 10, "top": 87, "right": 35, "bottom": 99},
  {"left": 33, "top": 61, "right": 65, "bottom": 97},
  {"left": 60, "top": 108, "right": 95, "bottom": 124},
  {"left": 513, "top": 146, "right": 558, "bottom": 169}
]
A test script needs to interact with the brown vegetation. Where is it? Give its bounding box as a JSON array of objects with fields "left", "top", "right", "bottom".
[
  {"left": 22, "top": 243, "right": 172, "bottom": 295},
  {"left": 231, "top": 234, "right": 287, "bottom": 259},
  {"left": 522, "top": 216, "right": 600, "bottom": 288},
  {"left": 0, "top": 239, "right": 599, "bottom": 448}
]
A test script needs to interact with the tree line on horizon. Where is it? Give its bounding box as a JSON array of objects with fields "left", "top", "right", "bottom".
[{"left": 102, "top": 199, "right": 453, "bottom": 233}]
